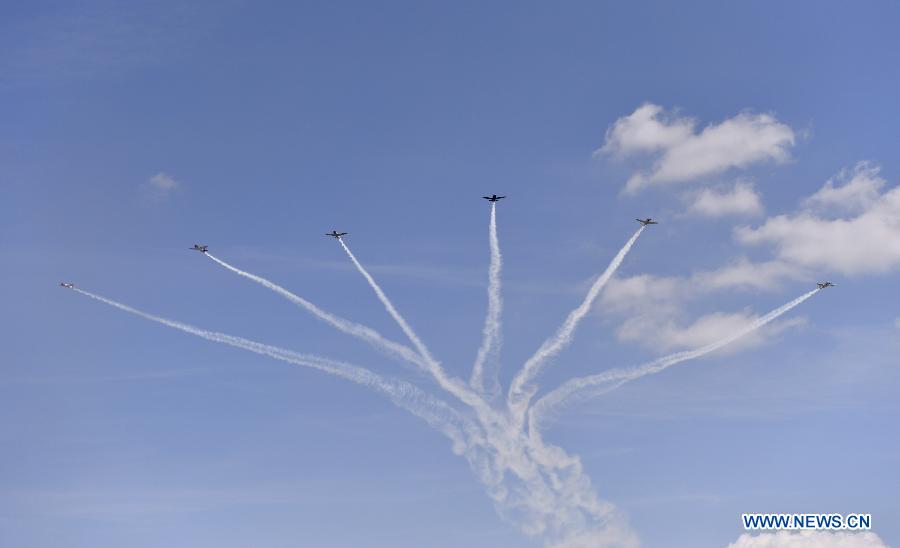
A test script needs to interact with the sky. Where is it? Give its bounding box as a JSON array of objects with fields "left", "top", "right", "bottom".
[{"left": 2, "top": 1, "right": 899, "bottom": 547}]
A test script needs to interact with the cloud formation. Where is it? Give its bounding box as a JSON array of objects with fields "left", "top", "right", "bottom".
[
  {"left": 737, "top": 163, "right": 900, "bottom": 276},
  {"left": 599, "top": 103, "right": 695, "bottom": 157},
  {"left": 149, "top": 172, "right": 178, "bottom": 191},
  {"left": 615, "top": 306, "right": 806, "bottom": 353},
  {"left": 598, "top": 103, "right": 795, "bottom": 192},
  {"left": 728, "top": 531, "right": 887, "bottom": 548},
  {"left": 599, "top": 162, "right": 900, "bottom": 352},
  {"left": 687, "top": 181, "right": 765, "bottom": 217},
  {"left": 694, "top": 258, "right": 806, "bottom": 292},
  {"left": 600, "top": 274, "right": 806, "bottom": 352},
  {"left": 144, "top": 171, "right": 180, "bottom": 200},
  {"left": 803, "top": 163, "right": 886, "bottom": 214},
  {"left": 600, "top": 274, "right": 684, "bottom": 313}
]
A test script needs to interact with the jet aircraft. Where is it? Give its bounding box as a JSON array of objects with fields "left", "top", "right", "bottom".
[
  {"left": 190, "top": 244, "right": 209, "bottom": 253},
  {"left": 636, "top": 218, "right": 658, "bottom": 226},
  {"left": 817, "top": 281, "right": 836, "bottom": 288},
  {"left": 59, "top": 282, "right": 74, "bottom": 289},
  {"left": 325, "top": 231, "right": 348, "bottom": 239},
  {"left": 483, "top": 195, "right": 506, "bottom": 202}
]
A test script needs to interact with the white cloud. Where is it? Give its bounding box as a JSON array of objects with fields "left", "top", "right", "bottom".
[
  {"left": 144, "top": 172, "right": 180, "bottom": 200},
  {"left": 598, "top": 103, "right": 795, "bottom": 192},
  {"left": 728, "top": 531, "right": 887, "bottom": 548},
  {"left": 599, "top": 162, "right": 900, "bottom": 353},
  {"left": 600, "top": 261, "right": 813, "bottom": 351},
  {"left": 737, "top": 163, "right": 900, "bottom": 276},
  {"left": 600, "top": 274, "right": 685, "bottom": 314},
  {"left": 653, "top": 311, "right": 769, "bottom": 350},
  {"left": 149, "top": 172, "right": 178, "bottom": 191},
  {"left": 694, "top": 258, "right": 807, "bottom": 291},
  {"left": 616, "top": 309, "right": 806, "bottom": 353},
  {"left": 687, "top": 181, "right": 765, "bottom": 217},
  {"left": 599, "top": 103, "right": 695, "bottom": 156},
  {"left": 604, "top": 257, "right": 806, "bottom": 307},
  {"left": 804, "top": 162, "right": 885, "bottom": 214}
]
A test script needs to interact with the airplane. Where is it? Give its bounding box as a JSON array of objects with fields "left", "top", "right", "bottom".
[
  {"left": 190, "top": 244, "right": 209, "bottom": 253},
  {"left": 59, "top": 282, "right": 74, "bottom": 289},
  {"left": 325, "top": 230, "right": 348, "bottom": 239},
  {"left": 817, "top": 281, "right": 836, "bottom": 289},
  {"left": 636, "top": 218, "right": 658, "bottom": 226},
  {"left": 483, "top": 194, "right": 506, "bottom": 202}
]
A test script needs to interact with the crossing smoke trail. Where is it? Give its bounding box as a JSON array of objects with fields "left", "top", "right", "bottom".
[
  {"left": 70, "top": 288, "right": 635, "bottom": 546},
  {"left": 204, "top": 253, "right": 427, "bottom": 371},
  {"left": 508, "top": 226, "right": 646, "bottom": 420},
  {"left": 66, "top": 215, "right": 821, "bottom": 547},
  {"left": 337, "top": 239, "right": 439, "bottom": 367},
  {"left": 333, "top": 232, "right": 645, "bottom": 545},
  {"left": 528, "top": 288, "right": 821, "bottom": 434},
  {"left": 70, "top": 288, "right": 474, "bottom": 448},
  {"left": 470, "top": 202, "right": 503, "bottom": 397},
  {"left": 333, "top": 238, "right": 639, "bottom": 546},
  {"left": 336, "top": 238, "right": 502, "bottom": 425}
]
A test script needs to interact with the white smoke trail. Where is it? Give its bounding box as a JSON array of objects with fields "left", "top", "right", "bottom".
[
  {"left": 331, "top": 238, "right": 638, "bottom": 545},
  {"left": 71, "top": 286, "right": 634, "bottom": 544},
  {"left": 74, "top": 288, "right": 633, "bottom": 544},
  {"left": 70, "top": 232, "right": 821, "bottom": 548},
  {"left": 457, "top": 414, "right": 638, "bottom": 547},
  {"left": 71, "top": 288, "right": 473, "bottom": 446},
  {"left": 508, "top": 226, "right": 646, "bottom": 420},
  {"left": 336, "top": 238, "right": 496, "bottom": 418},
  {"left": 529, "top": 288, "right": 821, "bottom": 433},
  {"left": 64, "top": 216, "right": 821, "bottom": 548},
  {"left": 470, "top": 201, "right": 503, "bottom": 397},
  {"left": 204, "top": 252, "right": 428, "bottom": 371},
  {"left": 337, "top": 239, "right": 438, "bottom": 365},
  {"left": 72, "top": 286, "right": 636, "bottom": 546}
]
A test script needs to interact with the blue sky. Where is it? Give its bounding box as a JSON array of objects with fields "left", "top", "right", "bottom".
[{"left": 2, "top": 2, "right": 899, "bottom": 547}]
